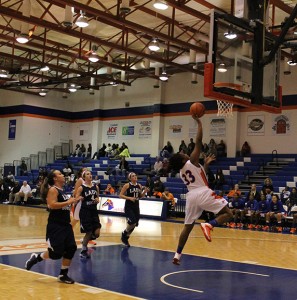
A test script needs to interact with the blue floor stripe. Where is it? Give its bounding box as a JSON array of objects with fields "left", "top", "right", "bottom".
[{"left": 1, "top": 245, "right": 296, "bottom": 299}]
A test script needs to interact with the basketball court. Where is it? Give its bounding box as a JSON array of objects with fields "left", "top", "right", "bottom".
[{"left": 1, "top": 204, "right": 297, "bottom": 299}]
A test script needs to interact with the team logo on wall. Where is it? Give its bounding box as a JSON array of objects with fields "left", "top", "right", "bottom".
[
  {"left": 247, "top": 116, "right": 264, "bottom": 136},
  {"left": 272, "top": 115, "right": 290, "bottom": 135},
  {"left": 107, "top": 124, "right": 118, "bottom": 139}
]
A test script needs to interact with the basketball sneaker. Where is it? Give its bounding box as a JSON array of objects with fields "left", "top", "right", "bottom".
[
  {"left": 25, "top": 253, "right": 38, "bottom": 270},
  {"left": 80, "top": 250, "right": 90, "bottom": 259},
  {"left": 58, "top": 274, "right": 75, "bottom": 284},
  {"left": 121, "top": 231, "right": 130, "bottom": 247},
  {"left": 172, "top": 253, "right": 181, "bottom": 265},
  {"left": 200, "top": 223, "right": 213, "bottom": 242},
  {"left": 290, "top": 228, "right": 296, "bottom": 234}
]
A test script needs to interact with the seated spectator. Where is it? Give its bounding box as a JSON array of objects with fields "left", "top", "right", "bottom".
[
  {"left": 187, "top": 138, "right": 195, "bottom": 155},
  {"left": 244, "top": 194, "right": 259, "bottom": 229},
  {"left": 19, "top": 160, "right": 28, "bottom": 176},
  {"left": 106, "top": 157, "right": 129, "bottom": 176},
  {"left": 246, "top": 183, "right": 261, "bottom": 202},
  {"left": 280, "top": 186, "right": 290, "bottom": 204},
  {"left": 86, "top": 143, "right": 92, "bottom": 158},
  {"left": 145, "top": 175, "right": 154, "bottom": 197},
  {"left": 214, "top": 168, "right": 225, "bottom": 190},
  {"left": 79, "top": 144, "right": 86, "bottom": 157},
  {"left": 262, "top": 177, "right": 274, "bottom": 195},
  {"left": 206, "top": 168, "right": 215, "bottom": 190},
  {"left": 7, "top": 181, "right": 20, "bottom": 204},
  {"left": 153, "top": 156, "right": 163, "bottom": 175},
  {"left": 0, "top": 178, "right": 11, "bottom": 202},
  {"left": 105, "top": 143, "right": 113, "bottom": 157},
  {"left": 62, "top": 163, "right": 73, "bottom": 184},
  {"left": 228, "top": 192, "right": 245, "bottom": 228},
  {"left": 263, "top": 194, "right": 284, "bottom": 232},
  {"left": 6, "top": 171, "right": 15, "bottom": 184},
  {"left": 289, "top": 213, "right": 297, "bottom": 234},
  {"left": 110, "top": 146, "right": 130, "bottom": 160},
  {"left": 160, "top": 141, "right": 174, "bottom": 158},
  {"left": 240, "top": 141, "right": 251, "bottom": 157},
  {"left": 287, "top": 187, "right": 297, "bottom": 211},
  {"left": 158, "top": 158, "right": 169, "bottom": 177},
  {"left": 72, "top": 144, "right": 80, "bottom": 157},
  {"left": 92, "top": 176, "right": 101, "bottom": 193},
  {"left": 14, "top": 181, "right": 32, "bottom": 204},
  {"left": 207, "top": 139, "right": 217, "bottom": 157},
  {"left": 178, "top": 140, "right": 188, "bottom": 154},
  {"left": 216, "top": 140, "right": 226, "bottom": 157},
  {"left": 202, "top": 143, "right": 209, "bottom": 156},
  {"left": 254, "top": 193, "right": 270, "bottom": 229},
  {"left": 161, "top": 188, "right": 175, "bottom": 217},
  {"left": 98, "top": 143, "right": 107, "bottom": 158},
  {"left": 104, "top": 183, "right": 115, "bottom": 195},
  {"left": 119, "top": 142, "right": 128, "bottom": 153},
  {"left": 227, "top": 184, "right": 241, "bottom": 199},
  {"left": 153, "top": 177, "right": 165, "bottom": 195}
]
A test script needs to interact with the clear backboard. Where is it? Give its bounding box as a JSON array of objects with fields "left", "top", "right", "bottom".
[{"left": 204, "top": 9, "right": 282, "bottom": 114}]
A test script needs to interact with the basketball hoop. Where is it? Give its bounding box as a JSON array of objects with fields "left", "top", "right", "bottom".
[{"left": 217, "top": 100, "right": 233, "bottom": 118}]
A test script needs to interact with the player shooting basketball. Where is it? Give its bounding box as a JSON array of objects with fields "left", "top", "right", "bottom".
[{"left": 168, "top": 112, "right": 232, "bottom": 266}]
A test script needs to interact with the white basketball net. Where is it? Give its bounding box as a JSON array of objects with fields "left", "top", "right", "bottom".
[{"left": 217, "top": 100, "right": 233, "bottom": 118}]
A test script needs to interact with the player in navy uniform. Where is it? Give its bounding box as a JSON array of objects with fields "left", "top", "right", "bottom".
[
  {"left": 120, "top": 172, "right": 148, "bottom": 247},
  {"left": 25, "top": 170, "right": 82, "bottom": 284},
  {"left": 168, "top": 115, "right": 232, "bottom": 265},
  {"left": 76, "top": 170, "right": 101, "bottom": 258}
]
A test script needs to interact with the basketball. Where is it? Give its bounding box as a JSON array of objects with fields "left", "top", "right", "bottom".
[{"left": 190, "top": 102, "right": 205, "bottom": 118}]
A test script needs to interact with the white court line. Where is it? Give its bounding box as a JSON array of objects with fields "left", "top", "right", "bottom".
[{"left": 160, "top": 269, "right": 270, "bottom": 294}]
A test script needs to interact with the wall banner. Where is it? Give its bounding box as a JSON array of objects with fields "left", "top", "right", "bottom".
[
  {"left": 210, "top": 118, "right": 226, "bottom": 136},
  {"left": 247, "top": 115, "right": 265, "bottom": 136},
  {"left": 272, "top": 114, "right": 290, "bottom": 135},
  {"left": 139, "top": 120, "right": 152, "bottom": 139},
  {"left": 107, "top": 123, "right": 118, "bottom": 139},
  {"left": 8, "top": 119, "right": 16, "bottom": 140}
]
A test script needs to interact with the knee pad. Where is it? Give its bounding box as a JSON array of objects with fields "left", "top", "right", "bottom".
[
  {"left": 63, "top": 244, "right": 77, "bottom": 260},
  {"left": 48, "top": 248, "right": 63, "bottom": 260}
]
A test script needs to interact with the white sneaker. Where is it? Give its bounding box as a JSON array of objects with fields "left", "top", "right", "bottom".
[
  {"left": 172, "top": 253, "right": 181, "bottom": 265},
  {"left": 200, "top": 223, "right": 213, "bottom": 242}
]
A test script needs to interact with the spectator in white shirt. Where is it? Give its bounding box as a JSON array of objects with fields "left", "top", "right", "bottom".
[
  {"left": 153, "top": 156, "right": 163, "bottom": 175},
  {"left": 14, "top": 181, "right": 32, "bottom": 204}
]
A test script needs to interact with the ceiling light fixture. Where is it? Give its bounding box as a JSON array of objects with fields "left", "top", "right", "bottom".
[
  {"left": 75, "top": 11, "right": 89, "bottom": 28},
  {"left": 224, "top": 29, "right": 237, "bottom": 40},
  {"left": 287, "top": 59, "right": 297, "bottom": 66},
  {"left": 68, "top": 84, "right": 77, "bottom": 92},
  {"left": 88, "top": 46, "right": 100, "bottom": 63},
  {"left": 148, "top": 38, "right": 160, "bottom": 51},
  {"left": 153, "top": 0, "right": 168, "bottom": 10},
  {"left": 159, "top": 70, "right": 168, "bottom": 81},
  {"left": 39, "top": 89, "right": 47, "bottom": 97},
  {"left": 16, "top": 33, "right": 29, "bottom": 44},
  {"left": 40, "top": 65, "right": 50, "bottom": 72},
  {"left": 218, "top": 63, "right": 227, "bottom": 73},
  {"left": 0, "top": 70, "right": 8, "bottom": 78}
]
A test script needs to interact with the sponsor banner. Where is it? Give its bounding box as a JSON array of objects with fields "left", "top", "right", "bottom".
[
  {"left": 169, "top": 120, "right": 184, "bottom": 138},
  {"left": 99, "top": 196, "right": 164, "bottom": 217},
  {"left": 107, "top": 123, "right": 118, "bottom": 139},
  {"left": 139, "top": 120, "right": 152, "bottom": 139},
  {"left": 79, "top": 124, "right": 90, "bottom": 140},
  {"left": 8, "top": 119, "right": 16, "bottom": 140},
  {"left": 210, "top": 118, "right": 226, "bottom": 136},
  {"left": 248, "top": 115, "right": 265, "bottom": 136},
  {"left": 122, "top": 126, "right": 134, "bottom": 136}
]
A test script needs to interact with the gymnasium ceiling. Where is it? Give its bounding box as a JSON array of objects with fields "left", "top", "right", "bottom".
[{"left": 0, "top": 0, "right": 297, "bottom": 97}]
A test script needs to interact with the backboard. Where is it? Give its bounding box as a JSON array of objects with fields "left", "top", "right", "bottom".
[{"left": 204, "top": 9, "right": 282, "bottom": 114}]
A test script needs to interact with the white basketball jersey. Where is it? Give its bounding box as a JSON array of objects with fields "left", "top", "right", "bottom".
[{"left": 180, "top": 160, "right": 208, "bottom": 191}]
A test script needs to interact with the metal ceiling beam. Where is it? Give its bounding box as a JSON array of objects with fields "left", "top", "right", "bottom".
[{"left": 0, "top": 6, "right": 199, "bottom": 74}]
